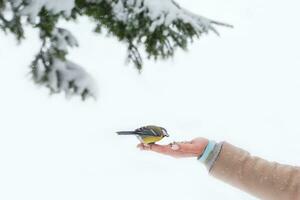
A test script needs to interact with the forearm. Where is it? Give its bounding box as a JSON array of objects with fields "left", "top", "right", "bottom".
[{"left": 200, "top": 141, "right": 300, "bottom": 200}]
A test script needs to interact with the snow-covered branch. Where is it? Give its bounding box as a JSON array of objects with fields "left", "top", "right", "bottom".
[
  {"left": 31, "top": 28, "right": 97, "bottom": 99},
  {"left": 1, "top": 0, "right": 232, "bottom": 99}
]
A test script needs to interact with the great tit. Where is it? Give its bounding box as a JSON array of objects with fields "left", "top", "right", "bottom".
[{"left": 116, "top": 125, "right": 169, "bottom": 144}]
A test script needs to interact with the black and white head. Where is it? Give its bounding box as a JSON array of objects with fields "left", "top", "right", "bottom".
[{"left": 161, "top": 128, "right": 169, "bottom": 137}]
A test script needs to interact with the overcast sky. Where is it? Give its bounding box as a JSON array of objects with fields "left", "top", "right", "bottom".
[{"left": 0, "top": 0, "right": 300, "bottom": 199}]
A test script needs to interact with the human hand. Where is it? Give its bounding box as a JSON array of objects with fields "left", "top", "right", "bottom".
[{"left": 137, "top": 137, "right": 209, "bottom": 158}]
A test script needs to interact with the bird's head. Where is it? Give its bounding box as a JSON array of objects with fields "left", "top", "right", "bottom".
[{"left": 161, "top": 127, "right": 169, "bottom": 137}]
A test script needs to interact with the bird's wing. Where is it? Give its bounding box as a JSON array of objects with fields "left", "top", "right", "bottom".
[
  {"left": 135, "top": 126, "right": 161, "bottom": 136},
  {"left": 141, "top": 129, "right": 159, "bottom": 136}
]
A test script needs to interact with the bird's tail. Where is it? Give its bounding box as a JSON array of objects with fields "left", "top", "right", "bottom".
[{"left": 116, "top": 131, "right": 137, "bottom": 135}]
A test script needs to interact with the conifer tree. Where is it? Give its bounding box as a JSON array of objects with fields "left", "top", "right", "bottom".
[{"left": 0, "top": 0, "right": 231, "bottom": 99}]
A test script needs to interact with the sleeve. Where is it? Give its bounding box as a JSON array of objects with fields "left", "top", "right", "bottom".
[{"left": 207, "top": 142, "right": 300, "bottom": 200}]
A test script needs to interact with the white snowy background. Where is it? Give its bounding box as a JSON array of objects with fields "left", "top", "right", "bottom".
[{"left": 0, "top": 0, "right": 300, "bottom": 199}]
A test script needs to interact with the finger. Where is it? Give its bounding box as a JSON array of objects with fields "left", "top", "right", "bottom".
[
  {"left": 179, "top": 140, "right": 208, "bottom": 156},
  {"left": 164, "top": 141, "right": 201, "bottom": 157},
  {"left": 137, "top": 143, "right": 151, "bottom": 150},
  {"left": 168, "top": 141, "right": 195, "bottom": 152},
  {"left": 138, "top": 143, "right": 194, "bottom": 158},
  {"left": 150, "top": 143, "right": 194, "bottom": 158},
  {"left": 179, "top": 141, "right": 193, "bottom": 144},
  {"left": 148, "top": 144, "right": 180, "bottom": 156},
  {"left": 149, "top": 144, "right": 171, "bottom": 153},
  {"left": 179, "top": 143, "right": 197, "bottom": 151}
]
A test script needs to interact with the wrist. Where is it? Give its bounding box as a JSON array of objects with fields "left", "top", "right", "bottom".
[{"left": 197, "top": 140, "right": 216, "bottom": 163}]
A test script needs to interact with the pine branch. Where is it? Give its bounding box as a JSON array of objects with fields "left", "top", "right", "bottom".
[
  {"left": 0, "top": 0, "right": 232, "bottom": 100},
  {"left": 31, "top": 27, "right": 97, "bottom": 99}
]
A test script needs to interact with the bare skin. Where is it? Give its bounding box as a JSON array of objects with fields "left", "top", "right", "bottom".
[{"left": 137, "top": 137, "right": 209, "bottom": 158}]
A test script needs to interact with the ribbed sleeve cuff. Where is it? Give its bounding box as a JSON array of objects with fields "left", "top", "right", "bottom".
[{"left": 197, "top": 141, "right": 224, "bottom": 172}]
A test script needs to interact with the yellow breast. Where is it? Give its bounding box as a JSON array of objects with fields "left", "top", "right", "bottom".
[{"left": 142, "top": 136, "right": 164, "bottom": 144}]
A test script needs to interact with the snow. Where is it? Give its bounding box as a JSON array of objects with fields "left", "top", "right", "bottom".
[
  {"left": 51, "top": 28, "right": 79, "bottom": 52},
  {"left": 20, "top": 0, "right": 75, "bottom": 20},
  {"left": 1, "top": 0, "right": 300, "bottom": 200},
  {"left": 111, "top": 0, "right": 216, "bottom": 33},
  {"left": 144, "top": 0, "right": 211, "bottom": 32},
  {"left": 18, "top": 0, "right": 219, "bottom": 33},
  {"left": 45, "top": 58, "right": 98, "bottom": 98},
  {"left": 35, "top": 27, "right": 97, "bottom": 98}
]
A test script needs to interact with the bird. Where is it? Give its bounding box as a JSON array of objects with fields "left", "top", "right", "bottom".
[{"left": 116, "top": 125, "right": 169, "bottom": 145}]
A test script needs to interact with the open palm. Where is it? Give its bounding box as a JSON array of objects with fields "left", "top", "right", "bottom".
[{"left": 137, "top": 137, "right": 208, "bottom": 158}]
